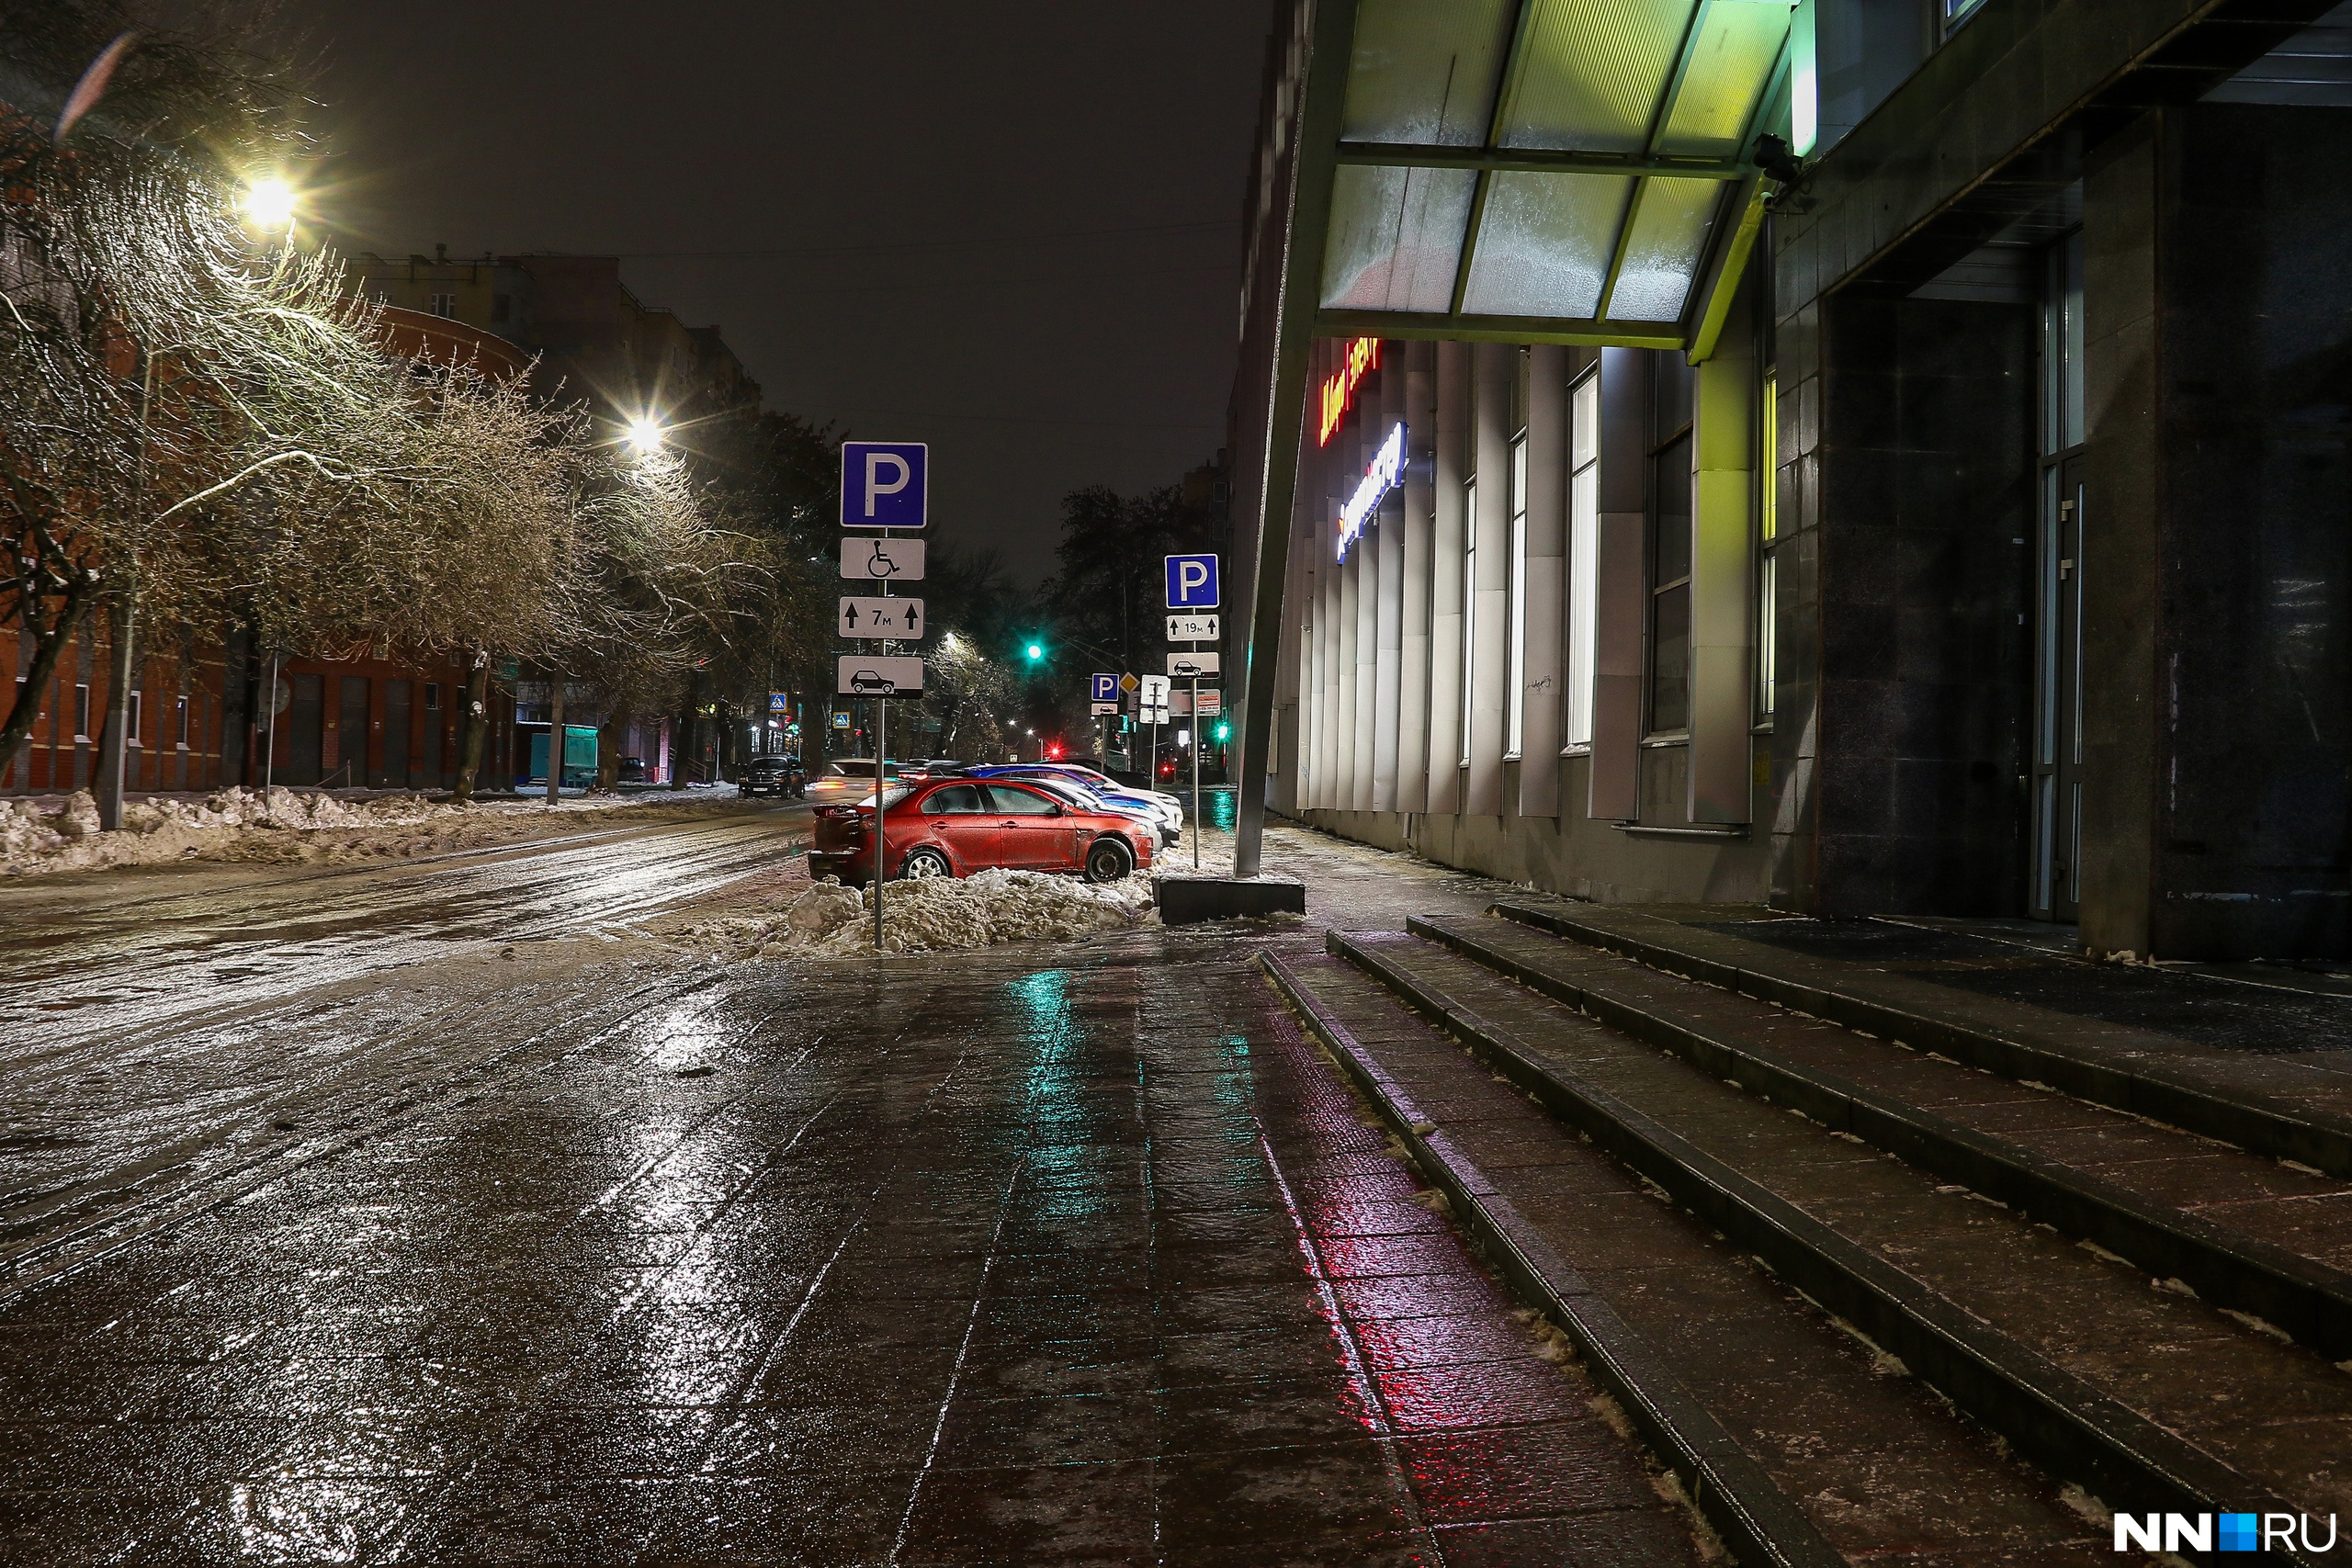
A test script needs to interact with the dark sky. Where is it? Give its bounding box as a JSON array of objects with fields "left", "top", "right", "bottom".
[{"left": 297, "top": 1, "right": 1272, "bottom": 583}]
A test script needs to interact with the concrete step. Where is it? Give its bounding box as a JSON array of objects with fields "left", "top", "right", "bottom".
[
  {"left": 1490, "top": 900, "right": 2352, "bottom": 1179},
  {"left": 1320, "top": 929, "right": 2352, "bottom": 1566},
  {"left": 1261, "top": 951, "right": 2112, "bottom": 1568},
  {"left": 1410, "top": 909, "right": 2352, "bottom": 1361}
]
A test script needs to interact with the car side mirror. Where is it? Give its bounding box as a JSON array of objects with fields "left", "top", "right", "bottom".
[{"left": 1046, "top": 803, "right": 1065, "bottom": 817}]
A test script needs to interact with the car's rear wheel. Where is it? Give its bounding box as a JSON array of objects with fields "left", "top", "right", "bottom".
[
  {"left": 1084, "top": 836, "right": 1134, "bottom": 884},
  {"left": 901, "top": 847, "right": 953, "bottom": 881}
]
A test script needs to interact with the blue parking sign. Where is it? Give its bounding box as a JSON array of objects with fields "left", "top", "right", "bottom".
[
  {"left": 1091, "top": 673, "right": 1118, "bottom": 704},
  {"left": 1165, "top": 553, "right": 1219, "bottom": 610},
  {"left": 840, "top": 442, "right": 928, "bottom": 529}
]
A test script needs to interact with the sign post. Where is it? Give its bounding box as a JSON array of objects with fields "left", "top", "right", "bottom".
[
  {"left": 1165, "top": 555, "right": 1221, "bottom": 869},
  {"left": 842, "top": 442, "right": 928, "bottom": 950}
]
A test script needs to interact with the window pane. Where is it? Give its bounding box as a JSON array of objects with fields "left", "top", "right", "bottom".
[
  {"left": 1461, "top": 481, "right": 1476, "bottom": 767},
  {"left": 1568, "top": 462, "right": 1598, "bottom": 747},
  {"left": 1651, "top": 582, "right": 1690, "bottom": 732},
  {"left": 1571, "top": 373, "right": 1599, "bottom": 471},
  {"left": 1758, "top": 552, "right": 1778, "bottom": 718},
  {"left": 1507, "top": 436, "right": 1529, "bottom": 758},
  {"left": 987, "top": 784, "right": 1057, "bottom": 815},
  {"left": 1654, "top": 433, "right": 1691, "bottom": 584},
  {"left": 1758, "top": 375, "right": 1778, "bottom": 543},
  {"left": 925, "top": 784, "right": 985, "bottom": 813}
]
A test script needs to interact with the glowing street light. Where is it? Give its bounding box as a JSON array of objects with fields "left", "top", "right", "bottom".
[
  {"left": 243, "top": 177, "right": 296, "bottom": 233},
  {"left": 626, "top": 417, "right": 665, "bottom": 456},
  {"left": 1024, "top": 642, "right": 1044, "bottom": 662}
]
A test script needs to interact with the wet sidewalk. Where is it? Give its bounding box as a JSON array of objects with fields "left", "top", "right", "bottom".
[{"left": 0, "top": 824, "right": 1698, "bottom": 1564}]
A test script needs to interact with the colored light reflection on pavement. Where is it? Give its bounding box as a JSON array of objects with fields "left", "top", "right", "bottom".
[{"left": 0, "top": 818, "right": 1702, "bottom": 1564}]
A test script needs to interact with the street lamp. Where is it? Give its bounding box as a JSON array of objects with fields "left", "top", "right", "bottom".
[
  {"left": 626, "top": 417, "right": 664, "bottom": 457},
  {"left": 243, "top": 177, "right": 296, "bottom": 234}
]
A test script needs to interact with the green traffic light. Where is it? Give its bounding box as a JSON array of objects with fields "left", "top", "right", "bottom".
[
  {"left": 1025, "top": 643, "right": 1044, "bottom": 660},
  {"left": 1215, "top": 722, "right": 1230, "bottom": 740}
]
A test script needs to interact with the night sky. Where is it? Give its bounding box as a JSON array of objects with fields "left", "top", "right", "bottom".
[{"left": 298, "top": 1, "right": 1273, "bottom": 583}]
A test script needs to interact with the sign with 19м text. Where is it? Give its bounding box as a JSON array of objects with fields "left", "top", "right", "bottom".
[
  {"left": 840, "top": 442, "right": 927, "bottom": 530},
  {"left": 1165, "top": 553, "right": 1219, "bottom": 610}
]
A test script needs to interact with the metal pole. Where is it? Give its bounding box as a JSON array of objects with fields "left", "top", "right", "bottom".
[
  {"left": 545, "top": 671, "right": 564, "bottom": 806},
  {"left": 263, "top": 651, "right": 278, "bottom": 791},
  {"left": 1192, "top": 673, "right": 1202, "bottom": 869},
  {"left": 874, "top": 693, "right": 886, "bottom": 949}
]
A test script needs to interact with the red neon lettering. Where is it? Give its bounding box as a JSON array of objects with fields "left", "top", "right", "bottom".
[{"left": 1316, "top": 337, "right": 1381, "bottom": 446}]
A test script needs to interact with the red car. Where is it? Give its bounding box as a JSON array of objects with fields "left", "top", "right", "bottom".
[{"left": 808, "top": 778, "right": 1154, "bottom": 886}]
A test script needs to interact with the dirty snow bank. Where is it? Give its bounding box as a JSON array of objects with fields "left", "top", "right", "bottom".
[
  {"left": 710, "top": 868, "right": 1157, "bottom": 957},
  {"left": 0, "top": 784, "right": 723, "bottom": 876}
]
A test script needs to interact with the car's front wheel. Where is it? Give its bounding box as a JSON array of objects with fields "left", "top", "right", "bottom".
[
  {"left": 1084, "top": 836, "right": 1134, "bottom": 884},
  {"left": 900, "top": 847, "right": 953, "bottom": 880}
]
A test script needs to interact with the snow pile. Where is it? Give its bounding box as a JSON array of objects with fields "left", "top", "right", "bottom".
[{"left": 728, "top": 868, "right": 1157, "bottom": 958}]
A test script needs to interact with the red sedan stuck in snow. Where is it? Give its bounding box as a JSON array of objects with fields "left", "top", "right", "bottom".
[{"left": 808, "top": 778, "right": 1154, "bottom": 886}]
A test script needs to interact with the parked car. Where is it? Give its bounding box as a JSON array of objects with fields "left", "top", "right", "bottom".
[
  {"left": 807, "top": 759, "right": 899, "bottom": 804},
  {"left": 974, "top": 768, "right": 1178, "bottom": 849},
  {"left": 616, "top": 756, "right": 648, "bottom": 784},
  {"left": 740, "top": 755, "right": 805, "bottom": 798},
  {"left": 973, "top": 763, "right": 1184, "bottom": 841},
  {"left": 808, "top": 777, "right": 1153, "bottom": 886}
]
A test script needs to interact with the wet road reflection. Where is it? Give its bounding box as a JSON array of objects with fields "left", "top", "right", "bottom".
[
  {"left": 0, "top": 825, "right": 1696, "bottom": 1564},
  {"left": 0, "top": 807, "right": 807, "bottom": 1280}
]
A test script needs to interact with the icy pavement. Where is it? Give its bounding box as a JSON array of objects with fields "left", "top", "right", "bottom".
[{"left": 0, "top": 819, "right": 1696, "bottom": 1564}]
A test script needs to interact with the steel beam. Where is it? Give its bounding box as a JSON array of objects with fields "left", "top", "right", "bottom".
[
  {"left": 1232, "top": 0, "right": 1360, "bottom": 879},
  {"left": 1337, "top": 142, "right": 1753, "bottom": 181},
  {"left": 1314, "top": 309, "right": 1686, "bottom": 351}
]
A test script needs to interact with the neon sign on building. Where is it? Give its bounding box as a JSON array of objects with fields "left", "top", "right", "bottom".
[
  {"left": 1317, "top": 337, "right": 1380, "bottom": 446},
  {"left": 1337, "top": 423, "right": 1407, "bottom": 560}
]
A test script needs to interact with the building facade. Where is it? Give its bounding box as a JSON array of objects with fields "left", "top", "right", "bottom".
[{"left": 1227, "top": 0, "right": 2352, "bottom": 961}]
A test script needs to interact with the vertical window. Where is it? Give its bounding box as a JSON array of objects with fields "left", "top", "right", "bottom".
[
  {"left": 425, "top": 682, "right": 441, "bottom": 710},
  {"left": 1566, "top": 371, "right": 1599, "bottom": 748},
  {"left": 1757, "top": 374, "right": 1779, "bottom": 721},
  {"left": 1506, "top": 434, "right": 1528, "bottom": 758},
  {"left": 1651, "top": 439, "right": 1692, "bottom": 732},
  {"left": 428, "top": 292, "right": 458, "bottom": 318},
  {"left": 1460, "top": 479, "right": 1476, "bottom": 768},
  {"left": 127, "top": 688, "right": 141, "bottom": 745},
  {"left": 74, "top": 683, "right": 89, "bottom": 739},
  {"left": 1649, "top": 355, "right": 1694, "bottom": 734},
  {"left": 1460, "top": 361, "right": 1477, "bottom": 770},
  {"left": 175, "top": 694, "right": 189, "bottom": 747}
]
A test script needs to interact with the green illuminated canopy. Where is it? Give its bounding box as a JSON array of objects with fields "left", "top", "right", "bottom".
[{"left": 1317, "top": 0, "right": 1792, "bottom": 359}]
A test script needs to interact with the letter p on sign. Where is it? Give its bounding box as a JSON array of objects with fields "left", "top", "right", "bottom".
[
  {"left": 840, "top": 442, "right": 928, "bottom": 530},
  {"left": 1165, "top": 553, "right": 1219, "bottom": 610}
]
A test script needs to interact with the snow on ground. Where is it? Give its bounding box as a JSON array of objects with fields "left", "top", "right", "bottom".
[
  {"left": 700, "top": 867, "right": 1158, "bottom": 958},
  {"left": 0, "top": 784, "right": 736, "bottom": 877}
]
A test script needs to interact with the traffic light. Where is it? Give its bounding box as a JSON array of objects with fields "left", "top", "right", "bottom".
[
  {"left": 1023, "top": 640, "right": 1045, "bottom": 662},
  {"left": 1214, "top": 721, "right": 1230, "bottom": 741}
]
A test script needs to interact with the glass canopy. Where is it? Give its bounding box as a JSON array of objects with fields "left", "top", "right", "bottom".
[{"left": 1318, "top": 0, "right": 1793, "bottom": 355}]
